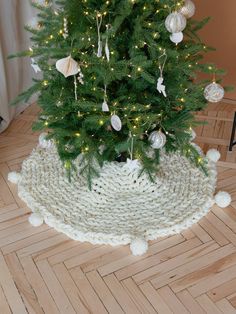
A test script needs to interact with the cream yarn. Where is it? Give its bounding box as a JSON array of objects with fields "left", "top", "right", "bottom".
[{"left": 12, "top": 144, "right": 219, "bottom": 252}]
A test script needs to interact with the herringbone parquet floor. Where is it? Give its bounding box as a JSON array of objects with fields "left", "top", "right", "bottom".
[{"left": 0, "top": 102, "right": 236, "bottom": 314}]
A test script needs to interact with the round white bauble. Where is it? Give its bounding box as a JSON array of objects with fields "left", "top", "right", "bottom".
[
  {"left": 165, "top": 12, "right": 187, "bottom": 34},
  {"left": 28, "top": 213, "right": 44, "bottom": 227},
  {"left": 215, "top": 191, "right": 232, "bottom": 208},
  {"left": 204, "top": 82, "right": 225, "bottom": 103},
  {"left": 149, "top": 131, "right": 167, "bottom": 149},
  {"left": 170, "top": 32, "right": 184, "bottom": 44},
  {"left": 179, "top": 0, "right": 196, "bottom": 19},
  {"left": 130, "top": 238, "right": 148, "bottom": 256},
  {"left": 39, "top": 133, "right": 53, "bottom": 149},
  {"left": 206, "top": 149, "right": 221, "bottom": 163},
  {"left": 8, "top": 172, "right": 21, "bottom": 184}
]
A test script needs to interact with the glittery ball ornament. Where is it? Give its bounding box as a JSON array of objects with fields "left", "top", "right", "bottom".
[
  {"left": 204, "top": 82, "right": 225, "bottom": 103},
  {"left": 148, "top": 131, "right": 167, "bottom": 149},
  {"left": 179, "top": 0, "right": 196, "bottom": 19}
]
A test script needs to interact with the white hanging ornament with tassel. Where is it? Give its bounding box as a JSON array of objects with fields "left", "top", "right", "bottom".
[
  {"left": 111, "top": 115, "right": 122, "bottom": 131},
  {"left": 105, "top": 24, "right": 111, "bottom": 62},
  {"left": 102, "top": 85, "right": 109, "bottom": 112},
  {"left": 165, "top": 12, "right": 186, "bottom": 44},
  {"left": 96, "top": 14, "right": 103, "bottom": 58},
  {"left": 56, "top": 56, "right": 80, "bottom": 78},
  {"left": 157, "top": 50, "right": 167, "bottom": 97},
  {"left": 149, "top": 131, "right": 166, "bottom": 149},
  {"left": 179, "top": 0, "right": 196, "bottom": 19}
]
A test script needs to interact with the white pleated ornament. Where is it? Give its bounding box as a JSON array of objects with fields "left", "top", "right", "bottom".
[
  {"left": 179, "top": 0, "right": 196, "bottom": 19},
  {"left": 165, "top": 12, "right": 187, "bottom": 34},
  {"left": 149, "top": 131, "right": 166, "bottom": 149},
  {"left": 204, "top": 82, "right": 225, "bottom": 103},
  {"left": 111, "top": 115, "right": 122, "bottom": 131},
  {"left": 56, "top": 56, "right": 80, "bottom": 78}
]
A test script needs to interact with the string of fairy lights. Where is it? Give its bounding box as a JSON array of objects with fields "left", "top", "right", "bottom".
[{"left": 29, "top": 0, "right": 225, "bottom": 164}]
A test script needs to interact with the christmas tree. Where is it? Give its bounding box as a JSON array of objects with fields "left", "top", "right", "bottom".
[{"left": 11, "top": 0, "right": 226, "bottom": 187}]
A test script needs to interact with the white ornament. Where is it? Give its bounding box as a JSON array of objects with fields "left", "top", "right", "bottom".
[
  {"left": 206, "top": 149, "right": 221, "bottom": 163},
  {"left": 189, "top": 128, "right": 196, "bottom": 141},
  {"left": 28, "top": 17, "right": 39, "bottom": 29},
  {"left": 179, "top": 0, "right": 196, "bottom": 19},
  {"left": 149, "top": 131, "right": 167, "bottom": 149},
  {"left": 39, "top": 133, "right": 53, "bottom": 149},
  {"left": 125, "top": 159, "right": 141, "bottom": 171},
  {"left": 102, "top": 100, "right": 109, "bottom": 112},
  {"left": 8, "top": 172, "right": 21, "bottom": 184},
  {"left": 157, "top": 77, "right": 167, "bottom": 97},
  {"left": 31, "top": 58, "right": 41, "bottom": 73},
  {"left": 28, "top": 213, "right": 44, "bottom": 227},
  {"left": 215, "top": 191, "right": 232, "bottom": 208},
  {"left": 165, "top": 12, "right": 187, "bottom": 34},
  {"left": 96, "top": 15, "right": 103, "bottom": 58},
  {"left": 204, "top": 82, "right": 225, "bottom": 103},
  {"left": 111, "top": 115, "right": 122, "bottom": 131},
  {"left": 170, "top": 32, "right": 184, "bottom": 44},
  {"left": 130, "top": 238, "right": 148, "bottom": 256},
  {"left": 105, "top": 40, "right": 110, "bottom": 62},
  {"left": 56, "top": 56, "right": 80, "bottom": 78}
]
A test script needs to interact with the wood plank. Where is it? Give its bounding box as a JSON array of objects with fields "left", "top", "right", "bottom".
[
  {"left": 0, "top": 251, "right": 27, "bottom": 314},
  {"left": 103, "top": 274, "right": 140, "bottom": 314},
  {"left": 157, "top": 286, "right": 189, "bottom": 314},
  {"left": 98, "top": 234, "right": 185, "bottom": 277},
  {"left": 20, "top": 256, "right": 59, "bottom": 314},
  {"left": 0, "top": 284, "right": 12, "bottom": 314},
  {"left": 151, "top": 243, "right": 234, "bottom": 289},
  {"left": 70, "top": 266, "right": 108, "bottom": 314},
  {"left": 177, "top": 290, "right": 206, "bottom": 314},
  {"left": 139, "top": 282, "right": 173, "bottom": 314},
  {"left": 53, "top": 263, "right": 90, "bottom": 314},
  {"left": 86, "top": 270, "right": 124, "bottom": 314},
  {"left": 36, "top": 259, "right": 76, "bottom": 314},
  {"left": 116, "top": 237, "right": 201, "bottom": 281},
  {"left": 216, "top": 298, "right": 236, "bottom": 313},
  {"left": 189, "top": 264, "right": 236, "bottom": 298},
  {"left": 122, "top": 278, "right": 157, "bottom": 314},
  {"left": 134, "top": 241, "right": 219, "bottom": 286},
  {"left": 196, "top": 295, "right": 222, "bottom": 314},
  {"left": 5, "top": 253, "right": 44, "bottom": 314},
  {"left": 170, "top": 251, "right": 236, "bottom": 293}
]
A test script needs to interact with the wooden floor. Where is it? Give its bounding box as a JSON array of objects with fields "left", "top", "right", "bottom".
[{"left": 0, "top": 102, "right": 235, "bottom": 314}]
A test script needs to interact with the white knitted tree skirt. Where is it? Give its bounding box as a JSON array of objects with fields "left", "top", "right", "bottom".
[{"left": 9, "top": 141, "right": 224, "bottom": 255}]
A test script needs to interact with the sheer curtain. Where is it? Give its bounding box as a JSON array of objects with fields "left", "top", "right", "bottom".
[{"left": 0, "top": 0, "right": 36, "bottom": 133}]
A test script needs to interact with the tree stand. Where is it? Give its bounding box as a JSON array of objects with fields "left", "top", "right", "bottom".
[{"left": 8, "top": 137, "right": 232, "bottom": 256}]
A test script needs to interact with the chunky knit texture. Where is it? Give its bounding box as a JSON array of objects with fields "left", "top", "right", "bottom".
[{"left": 14, "top": 144, "right": 217, "bottom": 246}]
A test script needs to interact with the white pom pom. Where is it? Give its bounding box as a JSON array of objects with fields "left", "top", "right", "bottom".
[
  {"left": 28, "top": 213, "right": 44, "bottom": 227},
  {"left": 215, "top": 191, "right": 232, "bottom": 208},
  {"left": 8, "top": 172, "right": 21, "bottom": 184},
  {"left": 130, "top": 238, "right": 148, "bottom": 256},
  {"left": 206, "top": 149, "right": 221, "bottom": 163},
  {"left": 39, "top": 133, "right": 53, "bottom": 149}
]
